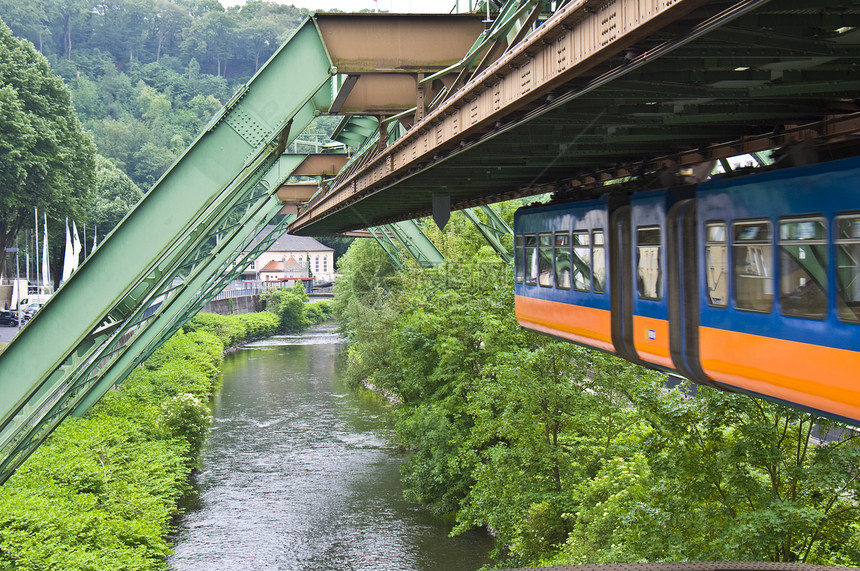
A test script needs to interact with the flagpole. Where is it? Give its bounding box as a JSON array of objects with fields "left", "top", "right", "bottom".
[{"left": 34, "top": 208, "right": 40, "bottom": 292}]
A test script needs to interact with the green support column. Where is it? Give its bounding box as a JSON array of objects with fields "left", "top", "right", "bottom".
[
  {"left": 460, "top": 205, "right": 513, "bottom": 264},
  {"left": 367, "top": 226, "right": 405, "bottom": 270},
  {"left": 0, "top": 16, "right": 334, "bottom": 483},
  {"left": 387, "top": 220, "right": 444, "bottom": 268}
]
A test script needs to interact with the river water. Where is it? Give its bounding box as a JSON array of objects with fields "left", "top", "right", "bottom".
[{"left": 168, "top": 325, "right": 493, "bottom": 570}]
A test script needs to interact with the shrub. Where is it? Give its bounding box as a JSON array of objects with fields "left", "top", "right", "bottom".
[
  {"left": 184, "top": 313, "right": 247, "bottom": 347},
  {"left": 262, "top": 282, "right": 309, "bottom": 332},
  {"left": 237, "top": 311, "right": 280, "bottom": 338}
]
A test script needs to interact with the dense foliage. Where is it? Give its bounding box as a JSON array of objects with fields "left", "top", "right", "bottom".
[
  {"left": 0, "top": 308, "right": 316, "bottom": 569},
  {"left": 334, "top": 211, "right": 860, "bottom": 569},
  {"left": 0, "top": 328, "right": 223, "bottom": 569},
  {"left": 0, "top": 18, "right": 95, "bottom": 277},
  {"left": 262, "top": 281, "right": 333, "bottom": 332},
  {"left": 0, "top": 0, "right": 338, "bottom": 193},
  {"left": 1, "top": 1, "right": 339, "bottom": 282}
]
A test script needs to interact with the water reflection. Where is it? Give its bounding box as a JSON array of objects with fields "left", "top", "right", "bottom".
[{"left": 169, "top": 324, "right": 491, "bottom": 570}]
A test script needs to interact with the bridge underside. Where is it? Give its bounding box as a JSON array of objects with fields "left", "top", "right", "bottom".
[{"left": 290, "top": 0, "right": 860, "bottom": 235}]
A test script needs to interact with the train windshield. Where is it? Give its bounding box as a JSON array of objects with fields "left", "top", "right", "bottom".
[
  {"left": 779, "top": 217, "right": 827, "bottom": 320},
  {"left": 836, "top": 214, "right": 860, "bottom": 323}
]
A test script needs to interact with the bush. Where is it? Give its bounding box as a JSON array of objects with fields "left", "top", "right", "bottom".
[
  {"left": 0, "top": 328, "right": 227, "bottom": 569},
  {"left": 303, "top": 300, "right": 332, "bottom": 325},
  {"left": 237, "top": 311, "right": 280, "bottom": 338},
  {"left": 183, "top": 313, "right": 247, "bottom": 347},
  {"left": 262, "top": 282, "right": 309, "bottom": 332}
]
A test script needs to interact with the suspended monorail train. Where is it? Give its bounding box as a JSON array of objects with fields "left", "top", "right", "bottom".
[{"left": 514, "top": 155, "right": 860, "bottom": 423}]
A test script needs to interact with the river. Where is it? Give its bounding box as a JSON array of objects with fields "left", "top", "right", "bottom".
[{"left": 168, "top": 324, "right": 493, "bottom": 570}]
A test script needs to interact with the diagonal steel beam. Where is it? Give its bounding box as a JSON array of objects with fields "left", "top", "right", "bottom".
[
  {"left": 386, "top": 220, "right": 445, "bottom": 268},
  {"left": 461, "top": 205, "right": 513, "bottom": 264},
  {"left": 0, "top": 18, "right": 335, "bottom": 483}
]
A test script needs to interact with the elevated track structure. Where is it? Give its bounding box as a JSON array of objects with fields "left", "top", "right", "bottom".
[{"left": 0, "top": 0, "right": 858, "bottom": 484}]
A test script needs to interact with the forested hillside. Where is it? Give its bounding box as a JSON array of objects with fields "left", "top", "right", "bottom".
[{"left": 0, "top": 0, "right": 326, "bottom": 194}]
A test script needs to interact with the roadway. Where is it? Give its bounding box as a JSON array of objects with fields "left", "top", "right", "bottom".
[{"left": 0, "top": 325, "right": 18, "bottom": 345}]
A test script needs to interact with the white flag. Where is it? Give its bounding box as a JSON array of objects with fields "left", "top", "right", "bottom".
[
  {"left": 61, "top": 219, "right": 73, "bottom": 284},
  {"left": 71, "top": 221, "right": 81, "bottom": 272}
]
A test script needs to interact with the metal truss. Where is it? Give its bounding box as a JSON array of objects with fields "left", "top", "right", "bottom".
[
  {"left": 460, "top": 206, "right": 514, "bottom": 264},
  {"left": 0, "top": 17, "right": 335, "bottom": 483}
]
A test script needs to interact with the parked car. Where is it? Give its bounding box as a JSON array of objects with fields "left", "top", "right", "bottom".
[{"left": 0, "top": 310, "right": 18, "bottom": 327}]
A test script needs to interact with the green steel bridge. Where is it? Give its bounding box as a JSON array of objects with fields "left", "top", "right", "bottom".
[{"left": 1, "top": 0, "right": 859, "bottom": 485}]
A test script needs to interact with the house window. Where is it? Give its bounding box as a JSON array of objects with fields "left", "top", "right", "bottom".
[
  {"left": 324, "top": 257, "right": 328, "bottom": 271},
  {"left": 315, "top": 256, "right": 320, "bottom": 272}
]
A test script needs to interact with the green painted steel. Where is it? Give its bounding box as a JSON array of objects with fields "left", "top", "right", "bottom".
[
  {"left": 67, "top": 156, "right": 306, "bottom": 420},
  {"left": 0, "top": 16, "right": 334, "bottom": 484},
  {"left": 367, "top": 227, "right": 406, "bottom": 270},
  {"left": 461, "top": 206, "right": 514, "bottom": 264},
  {"left": 387, "top": 220, "right": 445, "bottom": 268}
]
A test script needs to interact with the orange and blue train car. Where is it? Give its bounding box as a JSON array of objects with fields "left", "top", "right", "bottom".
[{"left": 514, "top": 155, "right": 860, "bottom": 424}]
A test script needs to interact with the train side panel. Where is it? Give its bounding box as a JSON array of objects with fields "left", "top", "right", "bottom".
[
  {"left": 696, "top": 156, "right": 860, "bottom": 422},
  {"left": 514, "top": 199, "right": 615, "bottom": 352}
]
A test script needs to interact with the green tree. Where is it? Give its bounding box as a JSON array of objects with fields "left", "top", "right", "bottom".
[
  {"left": 0, "top": 19, "right": 95, "bottom": 278},
  {"left": 263, "top": 280, "right": 310, "bottom": 332},
  {"left": 84, "top": 155, "right": 144, "bottom": 241}
]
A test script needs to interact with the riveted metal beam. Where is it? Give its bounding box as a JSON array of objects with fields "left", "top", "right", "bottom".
[
  {"left": 461, "top": 205, "right": 514, "bottom": 264},
  {"left": 291, "top": 0, "right": 712, "bottom": 234},
  {"left": 367, "top": 226, "right": 406, "bottom": 270},
  {"left": 387, "top": 220, "right": 445, "bottom": 268}
]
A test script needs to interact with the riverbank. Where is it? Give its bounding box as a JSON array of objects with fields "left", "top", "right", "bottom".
[{"left": 0, "top": 305, "right": 330, "bottom": 569}]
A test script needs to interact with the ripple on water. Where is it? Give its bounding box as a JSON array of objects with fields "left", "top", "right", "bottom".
[{"left": 168, "top": 326, "right": 492, "bottom": 571}]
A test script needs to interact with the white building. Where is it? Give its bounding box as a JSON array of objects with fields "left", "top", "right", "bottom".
[{"left": 241, "top": 228, "right": 335, "bottom": 283}]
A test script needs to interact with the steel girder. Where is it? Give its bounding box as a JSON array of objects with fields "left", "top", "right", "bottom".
[
  {"left": 367, "top": 227, "right": 406, "bottom": 270},
  {"left": 68, "top": 157, "right": 306, "bottom": 420},
  {"left": 460, "top": 206, "right": 514, "bottom": 264},
  {"left": 0, "top": 17, "right": 334, "bottom": 484},
  {"left": 386, "top": 220, "right": 445, "bottom": 268}
]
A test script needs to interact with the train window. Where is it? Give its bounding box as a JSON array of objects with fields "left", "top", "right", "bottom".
[
  {"left": 637, "top": 227, "right": 662, "bottom": 300},
  {"left": 705, "top": 222, "right": 728, "bottom": 307},
  {"left": 539, "top": 233, "right": 553, "bottom": 287},
  {"left": 572, "top": 231, "right": 591, "bottom": 291},
  {"left": 593, "top": 230, "right": 606, "bottom": 293},
  {"left": 515, "top": 234, "right": 524, "bottom": 284},
  {"left": 779, "top": 217, "right": 827, "bottom": 320},
  {"left": 733, "top": 220, "right": 773, "bottom": 312},
  {"left": 836, "top": 214, "right": 860, "bottom": 323},
  {"left": 554, "top": 233, "right": 571, "bottom": 290},
  {"left": 525, "top": 234, "right": 538, "bottom": 286}
]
